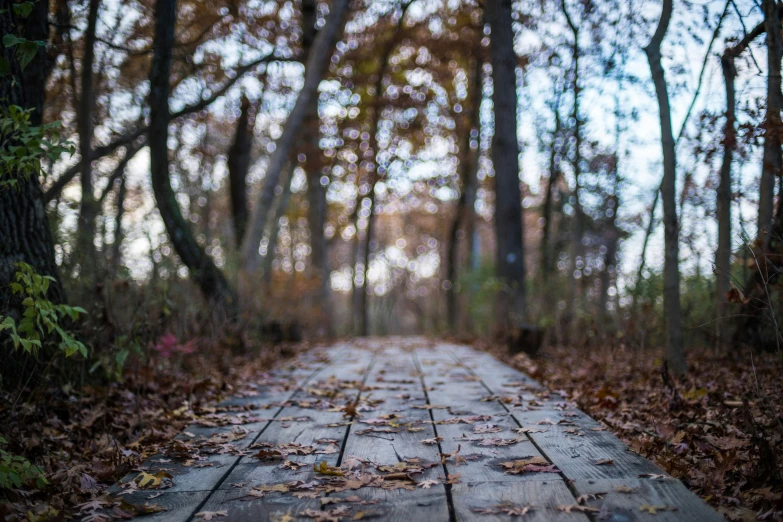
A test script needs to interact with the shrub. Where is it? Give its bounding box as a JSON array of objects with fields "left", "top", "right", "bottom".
[
  {"left": 0, "top": 262, "right": 87, "bottom": 358},
  {"left": 0, "top": 436, "right": 47, "bottom": 490}
]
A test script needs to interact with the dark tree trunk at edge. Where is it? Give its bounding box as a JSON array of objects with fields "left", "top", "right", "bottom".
[{"left": 1, "top": 0, "right": 64, "bottom": 316}]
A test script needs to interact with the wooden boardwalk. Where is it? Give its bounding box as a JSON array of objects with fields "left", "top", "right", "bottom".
[{"left": 110, "top": 338, "right": 724, "bottom": 521}]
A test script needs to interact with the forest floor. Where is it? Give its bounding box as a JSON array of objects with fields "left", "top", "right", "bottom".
[
  {"left": 0, "top": 339, "right": 780, "bottom": 521},
  {"left": 480, "top": 340, "right": 783, "bottom": 521},
  {"left": 0, "top": 342, "right": 311, "bottom": 521}
]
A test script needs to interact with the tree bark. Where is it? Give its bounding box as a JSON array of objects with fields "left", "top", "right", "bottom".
[
  {"left": 300, "top": 0, "right": 331, "bottom": 325},
  {"left": 631, "top": 185, "right": 660, "bottom": 313},
  {"left": 354, "top": 3, "right": 411, "bottom": 336},
  {"left": 111, "top": 176, "right": 127, "bottom": 271},
  {"left": 148, "top": 0, "right": 236, "bottom": 314},
  {"left": 486, "top": 0, "right": 526, "bottom": 328},
  {"left": 758, "top": 0, "right": 783, "bottom": 250},
  {"left": 75, "top": 0, "right": 101, "bottom": 285},
  {"left": 240, "top": 0, "right": 350, "bottom": 278},
  {"left": 228, "top": 95, "right": 254, "bottom": 247},
  {"left": 0, "top": 0, "right": 64, "bottom": 315},
  {"left": 644, "top": 0, "right": 686, "bottom": 376},
  {"left": 261, "top": 166, "right": 294, "bottom": 284},
  {"left": 447, "top": 55, "right": 482, "bottom": 331},
  {"left": 541, "top": 86, "right": 564, "bottom": 281},
  {"left": 563, "top": 0, "right": 583, "bottom": 327},
  {"left": 716, "top": 53, "right": 736, "bottom": 350}
]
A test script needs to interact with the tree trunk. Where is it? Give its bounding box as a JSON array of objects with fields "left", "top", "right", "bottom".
[
  {"left": 563, "top": 1, "right": 583, "bottom": 328},
  {"left": 541, "top": 87, "right": 564, "bottom": 281},
  {"left": 644, "top": 0, "right": 686, "bottom": 376},
  {"left": 305, "top": 119, "right": 331, "bottom": 313},
  {"left": 228, "top": 95, "right": 254, "bottom": 247},
  {"left": 486, "top": 0, "right": 526, "bottom": 329},
  {"left": 716, "top": 53, "right": 736, "bottom": 350},
  {"left": 631, "top": 185, "right": 660, "bottom": 313},
  {"left": 112, "top": 176, "right": 127, "bottom": 271},
  {"left": 300, "top": 0, "right": 331, "bottom": 326},
  {"left": 354, "top": 3, "right": 411, "bottom": 337},
  {"left": 75, "top": 0, "right": 101, "bottom": 285},
  {"left": 447, "top": 55, "right": 482, "bottom": 331},
  {"left": 148, "top": 0, "right": 236, "bottom": 314},
  {"left": 240, "top": 0, "right": 350, "bottom": 277},
  {"left": 0, "top": 0, "right": 64, "bottom": 315},
  {"left": 261, "top": 166, "right": 294, "bottom": 284},
  {"left": 758, "top": 0, "right": 783, "bottom": 250}
]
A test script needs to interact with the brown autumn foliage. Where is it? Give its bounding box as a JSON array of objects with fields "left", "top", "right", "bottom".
[{"left": 0, "top": 342, "right": 310, "bottom": 521}]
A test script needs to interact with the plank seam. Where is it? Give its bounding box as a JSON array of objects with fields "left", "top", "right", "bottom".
[
  {"left": 445, "top": 347, "right": 597, "bottom": 522},
  {"left": 184, "top": 346, "right": 348, "bottom": 521},
  {"left": 412, "top": 349, "right": 457, "bottom": 522}
]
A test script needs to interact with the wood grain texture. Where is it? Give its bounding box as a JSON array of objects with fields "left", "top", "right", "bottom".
[
  {"left": 106, "top": 339, "right": 724, "bottom": 521},
  {"left": 447, "top": 343, "right": 725, "bottom": 522},
  {"left": 415, "top": 347, "right": 551, "bottom": 484},
  {"left": 450, "top": 480, "right": 590, "bottom": 522},
  {"left": 334, "top": 344, "right": 451, "bottom": 520},
  {"left": 110, "top": 491, "right": 211, "bottom": 522}
]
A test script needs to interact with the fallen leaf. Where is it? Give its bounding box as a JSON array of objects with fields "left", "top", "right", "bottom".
[{"left": 558, "top": 505, "right": 600, "bottom": 514}]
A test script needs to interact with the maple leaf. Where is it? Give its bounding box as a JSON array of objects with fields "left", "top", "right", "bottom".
[
  {"left": 317, "top": 443, "right": 340, "bottom": 454},
  {"left": 280, "top": 460, "right": 306, "bottom": 470},
  {"left": 638, "top": 473, "right": 669, "bottom": 480},
  {"left": 355, "top": 427, "right": 398, "bottom": 435},
  {"left": 314, "top": 460, "right": 345, "bottom": 476},
  {"left": 77, "top": 500, "right": 109, "bottom": 513},
  {"left": 473, "top": 423, "right": 503, "bottom": 434},
  {"left": 293, "top": 491, "right": 321, "bottom": 499},
  {"left": 477, "top": 437, "right": 523, "bottom": 447},
  {"left": 503, "top": 505, "right": 532, "bottom": 516},
  {"left": 195, "top": 511, "right": 228, "bottom": 520},
  {"left": 250, "top": 483, "right": 289, "bottom": 496},
  {"left": 134, "top": 471, "right": 173, "bottom": 489},
  {"left": 252, "top": 449, "right": 283, "bottom": 460},
  {"left": 500, "top": 457, "right": 546, "bottom": 470},
  {"left": 576, "top": 493, "right": 606, "bottom": 504},
  {"left": 514, "top": 427, "right": 548, "bottom": 434},
  {"left": 639, "top": 504, "right": 674, "bottom": 514},
  {"left": 444, "top": 472, "right": 461, "bottom": 484},
  {"left": 420, "top": 436, "right": 443, "bottom": 445},
  {"left": 417, "top": 479, "right": 440, "bottom": 489},
  {"left": 558, "top": 505, "right": 600, "bottom": 513}
]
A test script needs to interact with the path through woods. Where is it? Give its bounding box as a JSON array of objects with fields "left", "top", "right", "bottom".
[{"left": 108, "top": 339, "right": 723, "bottom": 521}]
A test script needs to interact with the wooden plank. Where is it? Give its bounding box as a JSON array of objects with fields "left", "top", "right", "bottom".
[
  {"left": 414, "top": 347, "right": 553, "bottom": 484},
  {"left": 108, "top": 491, "right": 210, "bottom": 522},
  {"left": 191, "top": 345, "right": 377, "bottom": 520},
  {"left": 451, "top": 481, "right": 589, "bottom": 522},
  {"left": 570, "top": 478, "right": 725, "bottom": 522},
  {"left": 107, "top": 347, "right": 348, "bottom": 521},
  {"left": 212, "top": 350, "right": 374, "bottom": 488},
  {"left": 330, "top": 344, "right": 451, "bottom": 521},
  {"left": 447, "top": 343, "right": 725, "bottom": 522}
]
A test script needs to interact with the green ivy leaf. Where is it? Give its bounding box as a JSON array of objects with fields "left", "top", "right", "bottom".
[
  {"left": 12, "top": 2, "right": 34, "bottom": 18},
  {"left": 15, "top": 40, "right": 40, "bottom": 71},
  {"left": 2, "top": 35, "right": 24, "bottom": 48}
]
